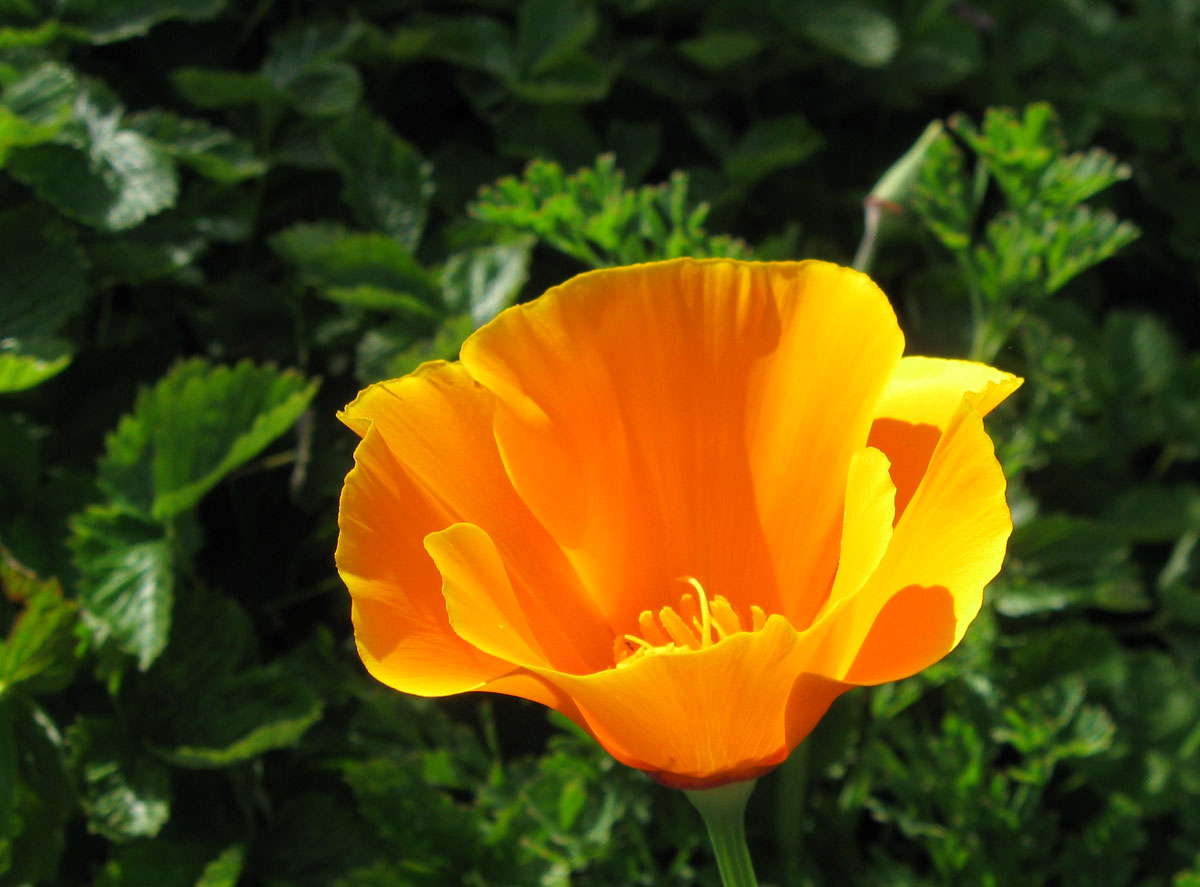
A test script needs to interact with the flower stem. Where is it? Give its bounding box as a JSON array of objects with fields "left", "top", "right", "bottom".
[{"left": 685, "top": 780, "right": 759, "bottom": 887}]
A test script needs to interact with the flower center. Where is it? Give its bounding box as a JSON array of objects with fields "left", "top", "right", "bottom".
[{"left": 612, "top": 577, "right": 767, "bottom": 667}]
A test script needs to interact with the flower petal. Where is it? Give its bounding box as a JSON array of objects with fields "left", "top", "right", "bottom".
[
  {"left": 530, "top": 617, "right": 847, "bottom": 788},
  {"left": 337, "top": 361, "right": 612, "bottom": 681},
  {"left": 460, "top": 259, "right": 903, "bottom": 631},
  {"left": 868, "top": 357, "right": 1022, "bottom": 519},
  {"left": 810, "top": 399, "right": 1012, "bottom": 684},
  {"left": 426, "top": 522, "right": 554, "bottom": 669},
  {"left": 824, "top": 447, "right": 896, "bottom": 612},
  {"left": 340, "top": 429, "right": 512, "bottom": 695}
]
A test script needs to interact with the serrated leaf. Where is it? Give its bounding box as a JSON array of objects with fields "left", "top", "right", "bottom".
[
  {"left": 271, "top": 222, "right": 438, "bottom": 302},
  {"left": 6, "top": 86, "right": 178, "bottom": 231},
  {"left": 96, "top": 359, "right": 318, "bottom": 520},
  {"left": 322, "top": 285, "right": 439, "bottom": 317},
  {"left": 136, "top": 588, "right": 321, "bottom": 767},
  {"left": 284, "top": 62, "right": 362, "bottom": 116},
  {"left": 0, "top": 549, "right": 78, "bottom": 696},
  {"left": 427, "top": 15, "right": 516, "bottom": 79},
  {"left": 0, "top": 698, "right": 73, "bottom": 885},
  {"left": 86, "top": 220, "right": 207, "bottom": 285},
  {"left": 779, "top": 1, "right": 899, "bottom": 67},
  {"left": 441, "top": 239, "right": 532, "bottom": 326},
  {"left": 0, "top": 62, "right": 75, "bottom": 162},
  {"left": 677, "top": 30, "right": 762, "bottom": 71},
  {"left": 94, "top": 841, "right": 244, "bottom": 887},
  {"left": 126, "top": 111, "right": 267, "bottom": 183},
  {"left": 517, "top": 0, "right": 598, "bottom": 76},
  {"left": 324, "top": 112, "right": 433, "bottom": 250},
  {"left": 155, "top": 665, "right": 322, "bottom": 767},
  {"left": 172, "top": 68, "right": 280, "bottom": 109},
  {"left": 70, "top": 505, "right": 174, "bottom": 670},
  {"left": 69, "top": 716, "right": 170, "bottom": 840},
  {"left": 0, "top": 339, "right": 72, "bottom": 393},
  {"left": 0, "top": 207, "right": 88, "bottom": 340},
  {"left": 724, "top": 114, "right": 823, "bottom": 187},
  {"left": 261, "top": 22, "right": 363, "bottom": 116},
  {"left": 510, "top": 53, "right": 614, "bottom": 104},
  {"left": 58, "top": 0, "right": 224, "bottom": 43}
]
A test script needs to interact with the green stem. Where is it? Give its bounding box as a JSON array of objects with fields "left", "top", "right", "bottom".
[{"left": 686, "top": 780, "right": 759, "bottom": 887}]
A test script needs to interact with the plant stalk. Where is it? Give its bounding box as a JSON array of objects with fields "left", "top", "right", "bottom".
[{"left": 686, "top": 779, "right": 759, "bottom": 887}]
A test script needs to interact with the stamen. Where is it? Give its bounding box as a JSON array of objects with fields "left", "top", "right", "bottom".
[
  {"left": 709, "top": 597, "right": 741, "bottom": 639},
  {"left": 659, "top": 606, "right": 698, "bottom": 648},
  {"left": 683, "top": 577, "right": 713, "bottom": 648},
  {"left": 637, "top": 610, "right": 671, "bottom": 646},
  {"left": 614, "top": 577, "right": 768, "bottom": 666}
]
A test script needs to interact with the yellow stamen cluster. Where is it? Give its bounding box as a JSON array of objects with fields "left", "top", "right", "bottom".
[{"left": 613, "top": 577, "right": 767, "bottom": 666}]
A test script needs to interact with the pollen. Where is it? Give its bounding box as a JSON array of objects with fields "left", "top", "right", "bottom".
[{"left": 613, "top": 577, "right": 767, "bottom": 666}]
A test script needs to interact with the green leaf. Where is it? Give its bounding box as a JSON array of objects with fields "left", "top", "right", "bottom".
[
  {"left": 68, "top": 716, "right": 170, "bottom": 841},
  {"left": 0, "top": 699, "right": 14, "bottom": 844},
  {"left": 724, "top": 114, "right": 823, "bottom": 188},
  {"left": 171, "top": 69, "right": 280, "bottom": 109},
  {"left": 999, "top": 515, "right": 1148, "bottom": 615},
  {"left": 6, "top": 85, "right": 178, "bottom": 231},
  {"left": 86, "top": 220, "right": 207, "bottom": 285},
  {"left": 912, "top": 129, "right": 975, "bottom": 251},
  {"left": 94, "top": 842, "right": 245, "bottom": 887},
  {"left": 262, "top": 22, "right": 364, "bottom": 116},
  {"left": 440, "top": 239, "right": 532, "bottom": 327},
  {"left": 778, "top": 2, "right": 900, "bottom": 67},
  {"left": 356, "top": 313, "right": 475, "bottom": 384},
  {"left": 677, "top": 31, "right": 762, "bottom": 71},
  {"left": 324, "top": 112, "right": 434, "bottom": 250},
  {"left": 58, "top": 0, "right": 224, "bottom": 43},
  {"left": 0, "top": 339, "right": 72, "bottom": 393},
  {"left": 517, "top": 0, "right": 598, "bottom": 76},
  {"left": 510, "top": 52, "right": 614, "bottom": 104},
  {"left": 96, "top": 359, "right": 319, "bottom": 520},
  {"left": 0, "top": 698, "right": 73, "bottom": 885},
  {"left": 1105, "top": 485, "right": 1200, "bottom": 543},
  {"left": 1043, "top": 207, "right": 1140, "bottom": 294},
  {"left": 426, "top": 15, "right": 517, "bottom": 80},
  {"left": 282, "top": 62, "right": 362, "bottom": 116},
  {"left": 0, "top": 62, "right": 75, "bottom": 163},
  {"left": 126, "top": 111, "right": 267, "bottom": 183},
  {"left": 70, "top": 505, "right": 174, "bottom": 671},
  {"left": 0, "top": 207, "right": 88, "bottom": 340},
  {"left": 136, "top": 588, "right": 322, "bottom": 767},
  {"left": 0, "top": 548, "right": 78, "bottom": 696},
  {"left": 271, "top": 222, "right": 438, "bottom": 303}
]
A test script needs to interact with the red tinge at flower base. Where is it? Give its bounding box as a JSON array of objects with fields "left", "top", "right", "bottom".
[{"left": 336, "top": 258, "right": 1021, "bottom": 789}]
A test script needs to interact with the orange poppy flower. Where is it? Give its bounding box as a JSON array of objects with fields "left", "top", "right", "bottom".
[{"left": 336, "top": 258, "right": 1020, "bottom": 790}]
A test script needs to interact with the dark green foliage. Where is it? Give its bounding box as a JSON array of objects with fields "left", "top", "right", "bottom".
[{"left": 0, "top": 0, "right": 1197, "bottom": 885}]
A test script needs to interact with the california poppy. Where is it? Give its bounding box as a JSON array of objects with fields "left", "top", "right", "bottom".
[{"left": 336, "top": 258, "right": 1020, "bottom": 790}]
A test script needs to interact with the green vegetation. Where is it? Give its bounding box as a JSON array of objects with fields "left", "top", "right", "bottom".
[{"left": 2, "top": 0, "right": 1198, "bottom": 884}]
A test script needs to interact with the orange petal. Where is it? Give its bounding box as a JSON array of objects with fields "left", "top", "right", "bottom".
[
  {"left": 824, "top": 447, "right": 896, "bottom": 612},
  {"left": 460, "top": 259, "right": 903, "bottom": 631},
  {"left": 426, "top": 522, "right": 553, "bottom": 669},
  {"left": 336, "top": 362, "right": 612, "bottom": 683},
  {"left": 869, "top": 357, "right": 1022, "bottom": 519},
  {"left": 530, "top": 616, "right": 847, "bottom": 788},
  {"left": 810, "top": 399, "right": 1012, "bottom": 684},
  {"left": 340, "top": 431, "right": 513, "bottom": 695}
]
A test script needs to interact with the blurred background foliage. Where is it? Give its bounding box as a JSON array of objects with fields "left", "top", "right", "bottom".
[{"left": 1, "top": 0, "right": 1199, "bottom": 884}]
